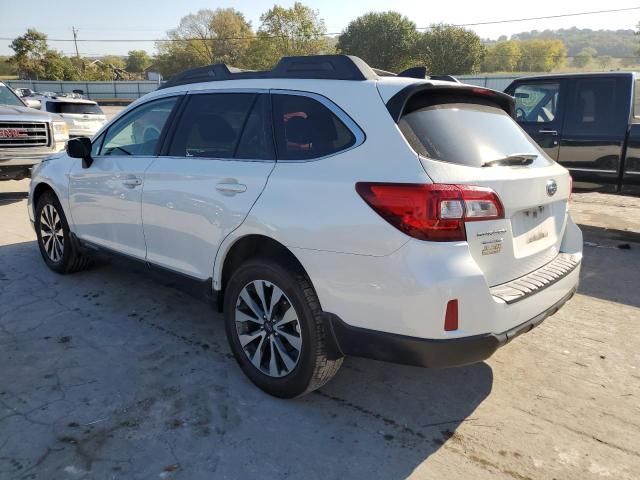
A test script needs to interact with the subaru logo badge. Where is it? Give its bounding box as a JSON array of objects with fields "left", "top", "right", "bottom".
[{"left": 546, "top": 179, "right": 558, "bottom": 197}]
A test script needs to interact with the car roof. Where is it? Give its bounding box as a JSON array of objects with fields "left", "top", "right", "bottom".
[{"left": 43, "top": 96, "right": 97, "bottom": 104}]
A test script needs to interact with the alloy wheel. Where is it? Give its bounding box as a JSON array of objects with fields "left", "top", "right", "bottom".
[
  {"left": 235, "top": 280, "right": 303, "bottom": 378},
  {"left": 40, "top": 204, "right": 64, "bottom": 262}
]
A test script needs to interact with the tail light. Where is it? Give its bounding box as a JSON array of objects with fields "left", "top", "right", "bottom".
[{"left": 355, "top": 183, "right": 504, "bottom": 242}]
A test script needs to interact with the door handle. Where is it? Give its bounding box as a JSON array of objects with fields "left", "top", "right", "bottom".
[
  {"left": 539, "top": 129, "right": 558, "bottom": 135},
  {"left": 122, "top": 177, "right": 142, "bottom": 188},
  {"left": 216, "top": 182, "right": 247, "bottom": 195}
]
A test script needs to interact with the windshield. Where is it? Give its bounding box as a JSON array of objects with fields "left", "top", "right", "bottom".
[
  {"left": 398, "top": 103, "right": 551, "bottom": 168},
  {"left": 45, "top": 102, "right": 103, "bottom": 115},
  {"left": 0, "top": 84, "right": 25, "bottom": 107}
]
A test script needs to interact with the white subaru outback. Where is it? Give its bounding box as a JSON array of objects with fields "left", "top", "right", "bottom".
[{"left": 28, "top": 55, "right": 582, "bottom": 398}]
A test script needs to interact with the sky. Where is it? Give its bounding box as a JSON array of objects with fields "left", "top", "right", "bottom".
[{"left": 1, "top": 0, "right": 639, "bottom": 57}]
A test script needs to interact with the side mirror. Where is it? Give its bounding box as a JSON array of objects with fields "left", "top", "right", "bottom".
[
  {"left": 24, "top": 98, "right": 41, "bottom": 109},
  {"left": 66, "top": 137, "right": 93, "bottom": 168}
]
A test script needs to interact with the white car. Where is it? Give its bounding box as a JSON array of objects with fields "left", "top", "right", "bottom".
[
  {"left": 39, "top": 95, "right": 107, "bottom": 138},
  {"left": 28, "top": 55, "right": 582, "bottom": 398}
]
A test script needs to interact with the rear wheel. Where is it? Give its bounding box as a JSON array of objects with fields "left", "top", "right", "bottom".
[
  {"left": 35, "top": 191, "right": 91, "bottom": 274},
  {"left": 224, "top": 258, "right": 342, "bottom": 398}
]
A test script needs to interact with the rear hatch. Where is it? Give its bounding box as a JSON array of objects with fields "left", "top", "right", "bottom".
[
  {"left": 394, "top": 86, "right": 571, "bottom": 286},
  {"left": 45, "top": 101, "right": 106, "bottom": 133}
]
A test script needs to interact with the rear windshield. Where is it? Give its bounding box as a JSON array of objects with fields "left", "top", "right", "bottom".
[
  {"left": 398, "top": 102, "right": 551, "bottom": 168},
  {"left": 46, "top": 102, "right": 103, "bottom": 115}
]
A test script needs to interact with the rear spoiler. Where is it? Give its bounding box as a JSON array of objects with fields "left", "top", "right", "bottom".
[{"left": 385, "top": 83, "right": 516, "bottom": 122}]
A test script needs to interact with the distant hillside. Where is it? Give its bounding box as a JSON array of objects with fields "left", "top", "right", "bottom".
[{"left": 509, "top": 28, "right": 638, "bottom": 57}]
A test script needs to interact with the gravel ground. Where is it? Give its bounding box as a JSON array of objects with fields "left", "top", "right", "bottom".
[{"left": 0, "top": 179, "right": 638, "bottom": 480}]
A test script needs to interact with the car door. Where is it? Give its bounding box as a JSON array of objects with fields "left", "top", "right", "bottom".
[
  {"left": 557, "top": 76, "right": 631, "bottom": 191},
  {"left": 68, "top": 95, "right": 181, "bottom": 259},
  {"left": 508, "top": 80, "right": 566, "bottom": 160},
  {"left": 141, "top": 91, "right": 275, "bottom": 279}
]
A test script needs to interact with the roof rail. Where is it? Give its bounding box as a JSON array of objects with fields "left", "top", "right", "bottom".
[{"left": 159, "top": 55, "right": 378, "bottom": 89}]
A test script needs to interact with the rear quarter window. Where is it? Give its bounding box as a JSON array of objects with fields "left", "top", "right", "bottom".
[
  {"left": 272, "top": 94, "right": 356, "bottom": 160},
  {"left": 398, "top": 101, "right": 551, "bottom": 168}
]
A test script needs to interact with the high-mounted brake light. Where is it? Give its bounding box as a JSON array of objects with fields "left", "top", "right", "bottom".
[
  {"left": 471, "top": 87, "right": 494, "bottom": 96},
  {"left": 355, "top": 183, "right": 504, "bottom": 242}
]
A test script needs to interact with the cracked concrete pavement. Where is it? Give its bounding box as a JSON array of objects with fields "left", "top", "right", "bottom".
[{"left": 1, "top": 177, "right": 639, "bottom": 480}]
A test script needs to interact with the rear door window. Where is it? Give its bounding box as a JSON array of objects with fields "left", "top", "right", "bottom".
[
  {"left": 398, "top": 102, "right": 550, "bottom": 168},
  {"left": 271, "top": 94, "right": 356, "bottom": 160},
  {"left": 563, "top": 77, "right": 630, "bottom": 136},
  {"left": 167, "top": 93, "right": 261, "bottom": 159},
  {"left": 513, "top": 83, "right": 560, "bottom": 123}
]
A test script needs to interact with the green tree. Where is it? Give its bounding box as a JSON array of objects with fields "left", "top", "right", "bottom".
[
  {"left": 101, "top": 55, "right": 126, "bottom": 70},
  {"left": 596, "top": 55, "right": 613, "bottom": 70},
  {"left": 9, "top": 28, "right": 48, "bottom": 79},
  {"left": 41, "top": 50, "right": 78, "bottom": 80},
  {"left": 336, "top": 11, "right": 419, "bottom": 72},
  {"left": 125, "top": 51, "right": 151, "bottom": 72},
  {"left": 573, "top": 47, "right": 597, "bottom": 68},
  {"left": 245, "top": 2, "right": 329, "bottom": 70},
  {"left": 517, "top": 39, "right": 567, "bottom": 72},
  {"left": 482, "top": 40, "right": 522, "bottom": 72},
  {"left": 156, "top": 8, "right": 253, "bottom": 76},
  {"left": 418, "top": 24, "right": 485, "bottom": 75},
  {"left": 0, "top": 56, "right": 17, "bottom": 78}
]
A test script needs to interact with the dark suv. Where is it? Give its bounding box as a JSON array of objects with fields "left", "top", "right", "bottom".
[{"left": 506, "top": 72, "right": 640, "bottom": 195}]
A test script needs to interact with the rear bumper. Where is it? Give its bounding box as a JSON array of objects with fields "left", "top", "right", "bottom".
[{"left": 328, "top": 287, "right": 577, "bottom": 368}]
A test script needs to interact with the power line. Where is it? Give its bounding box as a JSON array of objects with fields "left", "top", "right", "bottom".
[
  {"left": 0, "top": 6, "right": 638, "bottom": 43},
  {"left": 442, "top": 6, "right": 640, "bottom": 28}
]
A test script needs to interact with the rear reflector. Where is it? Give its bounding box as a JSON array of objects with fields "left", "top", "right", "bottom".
[
  {"left": 444, "top": 300, "right": 459, "bottom": 331},
  {"left": 355, "top": 183, "right": 504, "bottom": 241}
]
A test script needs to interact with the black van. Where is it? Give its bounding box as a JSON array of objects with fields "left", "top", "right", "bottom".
[{"left": 505, "top": 72, "right": 639, "bottom": 195}]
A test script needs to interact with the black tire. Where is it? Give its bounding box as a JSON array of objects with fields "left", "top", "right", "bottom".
[
  {"left": 35, "top": 191, "right": 91, "bottom": 274},
  {"left": 224, "top": 258, "right": 343, "bottom": 398}
]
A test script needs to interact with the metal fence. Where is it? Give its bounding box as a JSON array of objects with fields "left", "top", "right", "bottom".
[
  {"left": 456, "top": 74, "right": 528, "bottom": 91},
  {"left": 5, "top": 80, "right": 161, "bottom": 101},
  {"left": 5, "top": 74, "right": 530, "bottom": 102}
]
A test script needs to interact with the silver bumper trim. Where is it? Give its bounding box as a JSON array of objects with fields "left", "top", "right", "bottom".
[{"left": 490, "top": 253, "right": 581, "bottom": 304}]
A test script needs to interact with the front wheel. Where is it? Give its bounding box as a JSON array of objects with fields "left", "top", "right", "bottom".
[
  {"left": 224, "top": 258, "right": 342, "bottom": 398},
  {"left": 35, "top": 191, "right": 91, "bottom": 274}
]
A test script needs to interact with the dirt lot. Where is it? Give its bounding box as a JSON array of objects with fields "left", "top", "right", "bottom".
[{"left": 0, "top": 177, "right": 638, "bottom": 480}]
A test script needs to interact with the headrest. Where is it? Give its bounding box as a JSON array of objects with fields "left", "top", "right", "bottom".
[
  {"left": 195, "top": 114, "right": 236, "bottom": 143},
  {"left": 284, "top": 116, "right": 312, "bottom": 144}
]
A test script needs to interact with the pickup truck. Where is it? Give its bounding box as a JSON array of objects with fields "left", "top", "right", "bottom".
[
  {"left": 0, "top": 81, "right": 69, "bottom": 181},
  {"left": 505, "top": 72, "right": 639, "bottom": 195}
]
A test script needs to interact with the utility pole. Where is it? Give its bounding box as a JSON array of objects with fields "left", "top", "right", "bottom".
[{"left": 72, "top": 26, "right": 80, "bottom": 58}]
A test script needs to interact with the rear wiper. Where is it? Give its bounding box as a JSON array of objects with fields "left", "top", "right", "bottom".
[{"left": 482, "top": 154, "right": 538, "bottom": 167}]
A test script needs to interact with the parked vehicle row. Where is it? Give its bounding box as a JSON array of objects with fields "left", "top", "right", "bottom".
[
  {"left": 0, "top": 81, "right": 69, "bottom": 181},
  {"left": 0, "top": 86, "right": 107, "bottom": 180},
  {"left": 28, "top": 55, "right": 582, "bottom": 398}
]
